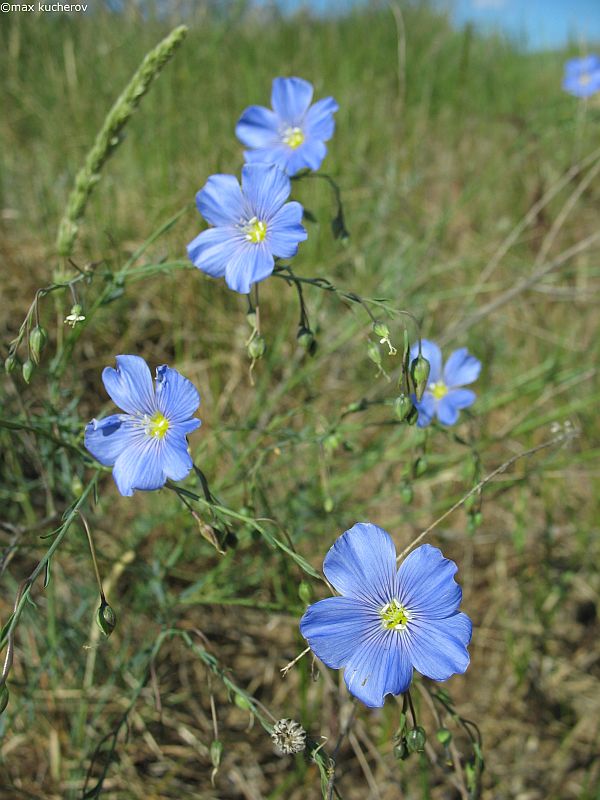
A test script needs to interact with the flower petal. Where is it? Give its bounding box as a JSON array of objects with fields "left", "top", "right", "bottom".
[
  {"left": 410, "top": 339, "right": 442, "bottom": 384},
  {"left": 102, "top": 355, "right": 155, "bottom": 416},
  {"left": 398, "top": 544, "right": 462, "bottom": 619},
  {"left": 343, "top": 630, "right": 413, "bottom": 707},
  {"left": 196, "top": 174, "right": 246, "bottom": 227},
  {"left": 111, "top": 434, "right": 166, "bottom": 496},
  {"left": 287, "top": 140, "right": 327, "bottom": 174},
  {"left": 405, "top": 613, "right": 472, "bottom": 682},
  {"left": 300, "top": 596, "right": 379, "bottom": 669},
  {"left": 155, "top": 365, "right": 200, "bottom": 423},
  {"left": 267, "top": 201, "right": 307, "bottom": 258},
  {"left": 304, "top": 96, "right": 339, "bottom": 141},
  {"left": 323, "top": 522, "right": 398, "bottom": 607},
  {"left": 564, "top": 55, "right": 600, "bottom": 76},
  {"left": 241, "top": 164, "right": 291, "bottom": 220},
  {"left": 84, "top": 414, "right": 133, "bottom": 466},
  {"left": 443, "top": 348, "right": 481, "bottom": 388},
  {"left": 436, "top": 395, "right": 460, "bottom": 426},
  {"left": 224, "top": 242, "right": 274, "bottom": 294},
  {"left": 243, "top": 145, "right": 290, "bottom": 171},
  {"left": 413, "top": 392, "right": 435, "bottom": 428},
  {"left": 235, "top": 105, "right": 280, "bottom": 148},
  {"left": 187, "top": 227, "right": 240, "bottom": 278},
  {"left": 161, "top": 425, "right": 194, "bottom": 482},
  {"left": 271, "top": 76, "right": 314, "bottom": 124}
]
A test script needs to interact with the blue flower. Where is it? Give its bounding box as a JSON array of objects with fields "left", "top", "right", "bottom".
[
  {"left": 410, "top": 339, "right": 481, "bottom": 428},
  {"left": 562, "top": 55, "right": 600, "bottom": 97},
  {"left": 187, "top": 164, "right": 307, "bottom": 295},
  {"left": 84, "top": 355, "right": 201, "bottom": 497},
  {"left": 300, "top": 523, "right": 471, "bottom": 708},
  {"left": 235, "top": 76, "right": 339, "bottom": 176}
]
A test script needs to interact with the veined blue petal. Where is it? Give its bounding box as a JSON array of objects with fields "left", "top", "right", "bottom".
[
  {"left": 410, "top": 339, "right": 442, "bottom": 384},
  {"left": 187, "top": 227, "right": 240, "bottom": 278},
  {"left": 224, "top": 242, "right": 274, "bottom": 294},
  {"left": 161, "top": 426, "right": 194, "bottom": 482},
  {"left": 323, "top": 523, "right": 398, "bottom": 607},
  {"left": 271, "top": 76, "right": 314, "bottom": 124},
  {"left": 267, "top": 201, "right": 307, "bottom": 258},
  {"left": 241, "top": 164, "right": 291, "bottom": 221},
  {"left": 111, "top": 434, "right": 165, "bottom": 496},
  {"left": 413, "top": 392, "right": 435, "bottom": 428},
  {"left": 102, "top": 355, "right": 155, "bottom": 416},
  {"left": 397, "top": 544, "right": 462, "bottom": 619},
  {"left": 443, "top": 348, "right": 481, "bottom": 388},
  {"left": 405, "top": 613, "right": 472, "bottom": 682},
  {"left": 304, "top": 96, "right": 338, "bottom": 141},
  {"left": 84, "top": 414, "right": 133, "bottom": 466},
  {"left": 155, "top": 365, "right": 200, "bottom": 423},
  {"left": 300, "top": 596, "right": 380, "bottom": 669},
  {"left": 243, "top": 145, "right": 291, "bottom": 171},
  {"left": 236, "top": 105, "right": 279, "bottom": 148},
  {"left": 445, "top": 388, "right": 476, "bottom": 409},
  {"left": 343, "top": 629, "right": 413, "bottom": 707},
  {"left": 436, "top": 395, "right": 460, "bottom": 426},
  {"left": 287, "top": 140, "right": 327, "bottom": 174},
  {"left": 196, "top": 174, "right": 246, "bottom": 227},
  {"left": 564, "top": 54, "right": 600, "bottom": 77}
]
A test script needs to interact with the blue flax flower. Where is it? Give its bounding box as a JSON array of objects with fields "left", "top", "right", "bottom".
[
  {"left": 300, "top": 523, "right": 471, "bottom": 708},
  {"left": 85, "top": 355, "right": 201, "bottom": 496},
  {"left": 563, "top": 55, "right": 600, "bottom": 97},
  {"left": 236, "top": 76, "right": 339, "bottom": 176},
  {"left": 410, "top": 339, "right": 481, "bottom": 428},
  {"left": 187, "top": 164, "right": 307, "bottom": 294}
]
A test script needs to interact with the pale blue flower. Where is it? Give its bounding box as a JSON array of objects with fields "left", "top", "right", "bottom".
[
  {"left": 236, "top": 76, "right": 339, "bottom": 176},
  {"left": 300, "top": 523, "right": 471, "bottom": 708},
  {"left": 187, "top": 164, "right": 307, "bottom": 294},
  {"left": 563, "top": 55, "right": 600, "bottom": 97},
  {"left": 410, "top": 340, "right": 481, "bottom": 428},
  {"left": 85, "top": 355, "right": 200, "bottom": 496}
]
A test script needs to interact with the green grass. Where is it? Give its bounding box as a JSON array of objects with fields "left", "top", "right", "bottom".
[{"left": 1, "top": 3, "right": 599, "bottom": 799}]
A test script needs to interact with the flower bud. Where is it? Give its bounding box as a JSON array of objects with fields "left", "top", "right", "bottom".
[
  {"left": 323, "top": 432, "right": 341, "bottom": 453},
  {"left": 410, "top": 355, "right": 430, "bottom": 401},
  {"left": 22, "top": 358, "right": 34, "bottom": 384},
  {"left": 29, "top": 325, "right": 48, "bottom": 364},
  {"left": 246, "top": 310, "right": 258, "bottom": 330},
  {"left": 400, "top": 481, "right": 413, "bottom": 504},
  {"left": 96, "top": 600, "right": 116, "bottom": 637},
  {"left": 393, "top": 739, "right": 410, "bottom": 760},
  {"left": 393, "top": 394, "right": 413, "bottom": 422},
  {"left": 414, "top": 456, "right": 427, "bottom": 477},
  {"left": 210, "top": 740, "right": 223, "bottom": 769},
  {"left": 367, "top": 341, "right": 381, "bottom": 366},
  {"left": 4, "top": 354, "right": 17, "bottom": 374},
  {"left": 297, "top": 326, "right": 315, "bottom": 351},
  {"left": 247, "top": 335, "right": 266, "bottom": 360},
  {"left": 406, "top": 726, "right": 427, "bottom": 753},
  {"left": 323, "top": 496, "right": 334, "bottom": 513},
  {"left": 298, "top": 580, "right": 312, "bottom": 605},
  {"left": 0, "top": 684, "right": 9, "bottom": 715}
]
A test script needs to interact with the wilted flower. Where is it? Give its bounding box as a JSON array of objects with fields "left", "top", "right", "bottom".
[
  {"left": 562, "top": 55, "right": 600, "bottom": 98},
  {"left": 236, "top": 76, "right": 339, "bottom": 176},
  {"left": 84, "top": 355, "right": 200, "bottom": 496},
  {"left": 271, "top": 718, "right": 307, "bottom": 754},
  {"left": 409, "top": 339, "right": 480, "bottom": 428},
  {"left": 300, "top": 523, "right": 471, "bottom": 708},
  {"left": 187, "top": 164, "right": 307, "bottom": 294}
]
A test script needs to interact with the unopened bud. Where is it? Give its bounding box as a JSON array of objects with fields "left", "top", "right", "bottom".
[
  {"left": 4, "top": 354, "right": 17, "bottom": 374},
  {"left": 210, "top": 740, "right": 223, "bottom": 769},
  {"left": 246, "top": 310, "right": 258, "bottom": 330},
  {"left": 373, "top": 321, "right": 390, "bottom": 340},
  {"left": 393, "top": 739, "right": 410, "bottom": 760},
  {"left": 400, "top": 481, "right": 413, "bottom": 504},
  {"left": 298, "top": 580, "right": 312, "bottom": 605},
  {"left": 414, "top": 456, "right": 427, "bottom": 477},
  {"left": 406, "top": 726, "right": 427, "bottom": 753},
  {"left": 247, "top": 335, "right": 266, "bottom": 360},
  {"left": 297, "top": 326, "right": 315, "bottom": 351},
  {"left": 96, "top": 600, "right": 116, "bottom": 637},
  {"left": 393, "top": 394, "right": 413, "bottom": 422},
  {"left": 323, "top": 496, "right": 334, "bottom": 513},
  {"left": 29, "top": 325, "right": 48, "bottom": 364},
  {"left": 0, "top": 685, "right": 9, "bottom": 715},
  {"left": 410, "top": 354, "right": 430, "bottom": 401},
  {"left": 22, "top": 358, "right": 34, "bottom": 384}
]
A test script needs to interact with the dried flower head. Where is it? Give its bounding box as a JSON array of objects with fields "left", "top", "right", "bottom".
[{"left": 271, "top": 718, "right": 307, "bottom": 755}]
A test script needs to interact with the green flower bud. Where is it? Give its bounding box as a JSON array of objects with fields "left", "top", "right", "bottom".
[
  {"left": 410, "top": 354, "right": 430, "bottom": 401},
  {"left": 298, "top": 580, "right": 312, "bottom": 605},
  {"left": 367, "top": 340, "right": 382, "bottom": 366},
  {"left": 414, "top": 456, "right": 427, "bottom": 477},
  {"left": 393, "top": 394, "right": 413, "bottom": 422},
  {"left": 29, "top": 325, "right": 48, "bottom": 364},
  {"left": 406, "top": 726, "right": 427, "bottom": 753},
  {"left": 297, "top": 326, "right": 315, "bottom": 351},
  {"left": 210, "top": 740, "right": 223, "bottom": 769},
  {"left": 323, "top": 496, "right": 334, "bottom": 513},
  {"left": 372, "top": 321, "right": 390, "bottom": 340},
  {"left": 4, "top": 354, "right": 17, "bottom": 374},
  {"left": 400, "top": 481, "right": 413, "bottom": 504},
  {"left": 246, "top": 310, "right": 258, "bottom": 330},
  {"left": 22, "top": 359, "right": 34, "bottom": 384},
  {"left": 96, "top": 600, "right": 116, "bottom": 637},
  {"left": 247, "top": 335, "right": 266, "bottom": 360},
  {"left": 393, "top": 739, "right": 410, "bottom": 760},
  {"left": 436, "top": 727, "right": 452, "bottom": 745},
  {"left": 0, "top": 684, "right": 9, "bottom": 715}
]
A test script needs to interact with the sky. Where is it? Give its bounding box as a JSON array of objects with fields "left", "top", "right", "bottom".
[{"left": 270, "top": 0, "right": 600, "bottom": 51}]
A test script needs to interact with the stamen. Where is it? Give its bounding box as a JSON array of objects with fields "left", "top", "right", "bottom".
[
  {"left": 146, "top": 412, "right": 169, "bottom": 439},
  {"left": 282, "top": 126, "right": 305, "bottom": 149},
  {"left": 244, "top": 217, "right": 267, "bottom": 243},
  {"left": 380, "top": 599, "right": 411, "bottom": 631},
  {"left": 430, "top": 381, "right": 448, "bottom": 400}
]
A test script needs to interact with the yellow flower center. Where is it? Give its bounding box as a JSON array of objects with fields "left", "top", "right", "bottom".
[
  {"left": 380, "top": 599, "right": 411, "bottom": 631},
  {"left": 283, "top": 126, "right": 305, "bottom": 149},
  {"left": 430, "top": 381, "right": 448, "bottom": 400},
  {"left": 579, "top": 72, "right": 592, "bottom": 86},
  {"left": 245, "top": 217, "right": 268, "bottom": 243},
  {"left": 147, "top": 412, "right": 169, "bottom": 439}
]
